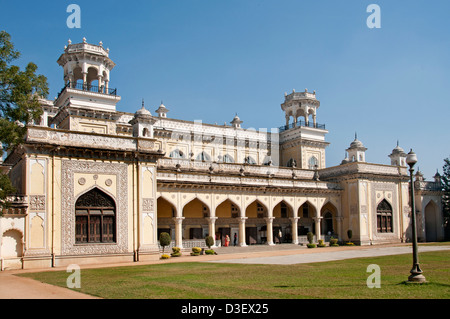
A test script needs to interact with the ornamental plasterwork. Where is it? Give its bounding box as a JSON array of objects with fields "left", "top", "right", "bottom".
[
  {"left": 371, "top": 182, "right": 399, "bottom": 239},
  {"left": 61, "top": 160, "right": 128, "bottom": 255},
  {"left": 142, "top": 198, "right": 154, "bottom": 212},
  {"left": 29, "top": 195, "right": 46, "bottom": 211}
]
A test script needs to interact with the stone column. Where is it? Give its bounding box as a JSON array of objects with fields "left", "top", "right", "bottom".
[
  {"left": 290, "top": 217, "right": 300, "bottom": 244},
  {"left": 207, "top": 217, "right": 218, "bottom": 247},
  {"left": 313, "top": 217, "right": 322, "bottom": 242},
  {"left": 335, "top": 216, "right": 344, "bottom": 241},
  {"left": 173, "top": 217, "right": 185, "bottom": 249},
  {"left": 265, "top": 217, "right": 275, "bottom": 246},
  {"left": 97, "top": 75, "right": 103, "bottom": 93},
  {"left": 238, "top": 217, "right": 248, "bottom": 247}
]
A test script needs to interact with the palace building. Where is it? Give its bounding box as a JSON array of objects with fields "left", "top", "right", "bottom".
[{"left": 0, "top": 39, "right": 445, "bottom": 270}]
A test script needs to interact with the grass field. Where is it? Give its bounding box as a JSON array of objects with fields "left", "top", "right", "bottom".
[{"left": 18, "top": 249, "right": 450, "bottom": 299}]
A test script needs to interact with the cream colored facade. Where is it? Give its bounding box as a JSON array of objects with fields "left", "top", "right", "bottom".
[{"left": 0, "top": 40, "right": 445, "bottom": 270}]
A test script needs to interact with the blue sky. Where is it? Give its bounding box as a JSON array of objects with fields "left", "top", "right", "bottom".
[{"left": 1, "top": 0, "right": 449, "bottom": 179}]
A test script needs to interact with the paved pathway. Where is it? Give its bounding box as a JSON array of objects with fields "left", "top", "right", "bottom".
[
  {"left": 209, "top": 245, "right": 450, "bottom": 265},
  {"left": 0, "top": 243, "right": 448, "bottom": 299}
]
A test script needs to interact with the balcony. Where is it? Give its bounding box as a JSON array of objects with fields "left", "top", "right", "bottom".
[
  {"left": 279, "top": 120, "right": 326, "bottom": 132},
  {"left": 57, "top": 81, "right": 117, "bottom": 99}
]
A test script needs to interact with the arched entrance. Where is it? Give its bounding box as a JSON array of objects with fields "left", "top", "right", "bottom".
[
  {"left": 425, "top": 201, "right": 438, "bottom": 242},
  {"left": 273, "top": 200, "right": 294, "bottom": 243},
  {"left": 298, "top": 201, "right": 316, "bottom": 235},
  {"left": 321, "top": 202, "right": 338, "bottom": 237},
  {"left": 216, "top": 199, "right": 240, "bottom": 246},
  {"left": 245, "top": 200, "right": 268, "bottom": 244},
  {"left": 182, "top": 198, "right": 210, "bottom": 240},
  {"left": 157, "top": 196, "right": 176, "bottom": 239}
]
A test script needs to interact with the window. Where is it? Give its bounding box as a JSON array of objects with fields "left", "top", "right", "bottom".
[
  {"left": 223, "top": 154, "right": 234, "bottom": 163},
  {"left": 169, "top": 149, "right": 184, "bottom": 159},
  {"left": 75, "top": 188, "right": 116, "bottom": 243},
  {"left": 308, "top": 156, "right": 318, "bottom": 170},
  {"left": 244, "top": 156, "right": 256, "bottom": 165},
  {"left": 302, "top": 204, "right": 309, "bottom": 218},
  {"left": 196, "top": 151, "right": 211, "bottom": 162},
  {"left": 377, "top": 199, "right": 393, "bottom": 233},
  {"left": 287, "top": 158, "right": 297, "bottom": 168}
]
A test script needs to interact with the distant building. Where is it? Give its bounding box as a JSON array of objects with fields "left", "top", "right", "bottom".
[{"left": 0, "top": 40, "right": 444, "bottom": 270}]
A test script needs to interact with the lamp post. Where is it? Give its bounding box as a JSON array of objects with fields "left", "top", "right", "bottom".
[{"left": 405, "top": 149, "right": 426, "bottom": 283}]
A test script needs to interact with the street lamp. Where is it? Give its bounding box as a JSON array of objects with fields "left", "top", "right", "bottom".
[{"left": 405, "top": 149, "right": 426, "bottom": 283}]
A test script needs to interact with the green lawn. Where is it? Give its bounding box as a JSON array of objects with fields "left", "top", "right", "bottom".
[{"left": 19, "top": 250, "right": 450, "bottom": 299}]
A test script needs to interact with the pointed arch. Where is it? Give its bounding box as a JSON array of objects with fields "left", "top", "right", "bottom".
[
  {"left": 424, "top": 200, "right": 439, "bottom": 242},
  {"left": 75, "top": 187, "right": 116, "bottom": 243},
  {"left": 273, "top": 199, "right": 294, "bottom": 218},
  {"left": 183, "top": 197, "right": 210, "bottom": 218},
  {"left": 377, "top": 199, "right": 393, "bottom": 233},
  {"left": 298, "top": 200, "right": 317, "bottom": 218},
  {"left": 245, "top": 199, "right": 268, "bottom": 218},
  {"left": 216, "top": 199, "right": 240, "bottom": 218}
]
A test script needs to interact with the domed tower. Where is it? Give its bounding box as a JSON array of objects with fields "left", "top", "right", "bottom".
[
  {"left": 346, "top": 133, "right": 367, "bottom": 162},
  {"left": 54, "top": 38, "right": 121, "bottom": 112},
  {"left": 388, "top": 141, "right": 407, "bottom": 166},
  {"left": 129, "top": 101, "right": 156, "bottom": 138}
]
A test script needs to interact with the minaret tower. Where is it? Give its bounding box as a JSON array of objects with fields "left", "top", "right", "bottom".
[
  {"left": 54, "top": 38, "right": 121, "bottom": 112},
  {"left": 279, "top": 89, "right": 329, "bottom": 169}
]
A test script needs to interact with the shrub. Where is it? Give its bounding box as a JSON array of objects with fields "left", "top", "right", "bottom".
[
  {"left": 329, "top": 238, "right": 339, "bottom": 246},
  {"left": 159, "top": 232, "right": 171, "bottom": 253},
  {"left": 205, "top": 236, "right": 214, "bottom": 249},
  {"left": 307, "top": 243, "right": 316, "bottom": 248},
  {"left": 191, "top": 247, "right": 202, "bottom": 256},
  {"left": 347, "top": 229, "right": 353, "bottom": 240},
  {"left": 345, "top": 242, "right": 355, "bottom": 246},
  {"left": 205, "top": 249, "right": 215, "bottom": 255},
  {"left": 307, "top": 232, "right": 314, "bottom": 244},
  {"left": 171, "top": 247, "right": 181, "bottom": 257},
  {"left": 160, "top": 254, "right": 170, "bottom": 259},
  {"left": 318, "top": 239, "right": 326, "bottom": 247}
]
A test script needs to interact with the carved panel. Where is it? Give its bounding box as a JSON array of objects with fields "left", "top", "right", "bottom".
[
  {"left": 61, "top": 160, "right": 128, "bottom": 255},
  {"left": 29, "top": 195, "right": 46, "bottom": 211}
]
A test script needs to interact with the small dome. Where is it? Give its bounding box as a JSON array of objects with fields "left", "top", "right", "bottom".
[
  {"left": 135, "top": 105, "right": 151, "bottom": 116},
  {"left": 350, "top": 138, "right": 364, "bottom": 149}
]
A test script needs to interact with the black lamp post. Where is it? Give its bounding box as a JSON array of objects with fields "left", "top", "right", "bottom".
[{"left": 405, "top": 149, "right": 426, "bottom": 283}]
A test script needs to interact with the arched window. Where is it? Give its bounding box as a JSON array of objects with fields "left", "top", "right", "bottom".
[
  {"left": 244, "top": 156, "right": 256, "bottom": 165},
  {"left": 223, "top": 154, "right": 234, "bottom": 163},
  {"left": 169, "top": 149, "right": 184, "bottom": 159},
  {"left": 377, "top": 199, "right": 393, "bottom": 233},
  {"left": 308, "top": 156, "right": 318, "bottom": 169},
  {"left": 287, "top": 158, "right": 297, "bottom": 168},
  {"left": 196, "top": 151, "right": 211, "bottom": 162},
  {"left": 75, "top": 188, "right": 116, "bottom": 243}
]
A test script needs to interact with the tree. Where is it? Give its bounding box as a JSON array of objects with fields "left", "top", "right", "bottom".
[
  {"left": 442, "top": 158, "right": 450, "bottom": 239},
  {"left": 159, "top": 232, "right": 171, "bottom": 254},
  {"left": 205, "top": 235, "right": 214, "bottom": 249},
  {"left": 0, "top": 30, "right": 48, "bottom": 211}
]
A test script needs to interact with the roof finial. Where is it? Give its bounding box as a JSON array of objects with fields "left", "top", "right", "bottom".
[
  {"left": 355, "top": 132, "right": 358, "bottom": 140},
  {"left": 142, "top": 99, "right": 145, "bottom": 108}
]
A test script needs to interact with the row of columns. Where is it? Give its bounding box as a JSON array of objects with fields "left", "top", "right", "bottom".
[{"left": 171, "top": 215, "right": 343, "bottom": 249}]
